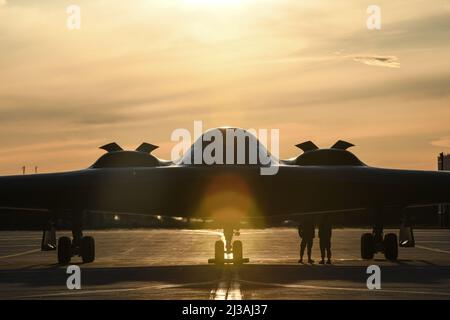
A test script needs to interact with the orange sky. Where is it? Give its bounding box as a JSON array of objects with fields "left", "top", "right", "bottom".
[{"left": 0, "top": 0, "right": 449, "bottom": 174}]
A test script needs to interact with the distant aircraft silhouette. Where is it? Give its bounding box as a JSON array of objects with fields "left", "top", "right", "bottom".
[{"left": 0, "top": 127, "right": 448, "bottom": 264}]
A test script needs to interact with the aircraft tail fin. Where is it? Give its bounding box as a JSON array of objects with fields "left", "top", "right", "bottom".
[
  {"left": 331, "top": 140, "right": 354, "bottom": 150},
  {"left": 136, "top": 143, "right": 159, "bottom": 153},
  {"left": 295, "top": 141, "right": 319, "bottom": 153},
  {"left": 100, "top": 142, "right": 123, "bottom": 153}
]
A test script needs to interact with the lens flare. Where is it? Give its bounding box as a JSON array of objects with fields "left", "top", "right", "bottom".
[
  {"left": 182, "top": 0, "right": 242, "bottom": 7},
  {"left": 194, "top": 173, "right": 262, "bottom": 227}
]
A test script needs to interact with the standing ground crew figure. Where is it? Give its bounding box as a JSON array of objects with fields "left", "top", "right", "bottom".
[
  {"left": 318, "top": 215, "right": 332, "bottom": 264},
  {"left": 298, "top": 217, "right": 315, "bottom": 264}
]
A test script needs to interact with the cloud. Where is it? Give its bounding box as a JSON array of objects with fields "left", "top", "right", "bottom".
[
  {"left": 431, "top": 136, "right": 450, "bottom": 148},
  {"left": 292, "top": 11, "right": 450, "bottom": 59},
  {"left": 0, "top": 0, "right": 449, "bottom": 173},
  {"left": 352, "top": 55, "right": 400, "bottom": 68},
  {"left": 0, "top": 138, "right": 103, "bottom": 156},
  {"left": 252, "top": 73, "right": 450, "bottom": 112}
]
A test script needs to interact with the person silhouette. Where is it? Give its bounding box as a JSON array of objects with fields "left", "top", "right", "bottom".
[
  {"left": 298, "top": 217, "right": 315, "bottom": 264},
  {"left": 318, "top": 215, "right": 332, "bottom": 264}
]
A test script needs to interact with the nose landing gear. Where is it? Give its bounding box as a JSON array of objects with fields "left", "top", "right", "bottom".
[{"left": 208, "top": 227, "right": 249, "bottom": 265}]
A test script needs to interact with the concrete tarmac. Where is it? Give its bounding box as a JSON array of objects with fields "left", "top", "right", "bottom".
[{"left": 0, "top": 228, "right": 450, "bottom": 299}]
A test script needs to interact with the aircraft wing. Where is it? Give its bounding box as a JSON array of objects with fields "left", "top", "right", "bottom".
[{"left": 1, "top": 165, "right": 450, "bottom": 221}]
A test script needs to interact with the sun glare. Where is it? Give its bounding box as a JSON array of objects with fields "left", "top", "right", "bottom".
[
  {"left": 182, "top": 0, "right": 242, "bottom": 7},
  {"left": 194, "top": 174, "right": 262, "bottom": 227}
]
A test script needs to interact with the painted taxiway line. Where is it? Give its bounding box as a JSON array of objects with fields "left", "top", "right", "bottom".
[
  {"left": 228, "top": 270, "right": 242, "bottom": 300},
  {"left": 0, "top": 248, "right": 40, "bottom": 259},
  {"left": 416, "top": 245, "right": 450, "bottom": 255},
  {"left": 238, "top": 280, "right": 450, "bottom": 297},
  {"left": 15, "top": 283, "right": 177, "bottom": 299},
  {"left": 0, "top": 238, "right": 41, "bottom": 241},
  {"left": 210, "top": 268, "right": 242, "bottom": 300},
  {"left": 15, "top": 280, "right": 219, "bottom": 299}
]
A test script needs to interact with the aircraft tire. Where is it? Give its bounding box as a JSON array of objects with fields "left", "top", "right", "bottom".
[
  {"left": 383, "top": 233, "right": 398, "bottom": 261},
  {"left": 361, "top": 233, "right": 375, "bottom": 260},
  {"left": 81, "top": 236, "right": 95, "bottom": 263},
  {"left": 215, "top": 240, "right": 224, "bottom": 265},
  {"left": 233, "top": 240, "right": 243, "bottom": 265},
  {"left": 58, "top": 236, "right": 72, "bottom": 265}
]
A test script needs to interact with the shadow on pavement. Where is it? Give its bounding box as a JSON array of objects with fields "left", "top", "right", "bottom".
[{"left": 1, "top": 263, "right": 450, "bottom": 288}]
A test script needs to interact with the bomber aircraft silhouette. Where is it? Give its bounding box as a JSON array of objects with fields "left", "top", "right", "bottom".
[{"left": 1, "top": 127, "right": 449, "bottom": 264}]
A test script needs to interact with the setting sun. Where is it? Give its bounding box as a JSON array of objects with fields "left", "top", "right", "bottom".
[
  {"left": 0, "top": 0, "right": 450, "bottom": 306},
  {"left": 182, "top": 0, "right": 242, "bottom": 7},
  {"left": 0, "top": 0, "right": 449, "bottom": 175}
]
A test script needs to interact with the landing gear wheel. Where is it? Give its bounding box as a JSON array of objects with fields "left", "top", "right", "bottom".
[
  {"left": 58, "top": 236, "right": 72, "bottom": 265},
  {"left": 214, "top": 240, "right": 225, "bottom": 265},
  {"left": 233, "top": 240, "right": 243, "bottom": 265},
  {"left": 361, "top": 233, "right": 375, "bottom": 260},
  {"left": 384, "top": 233, "right": 398, "bottom": 261},
  {"left": 81, "top": 236, "right": 95, "bottom": 263}
]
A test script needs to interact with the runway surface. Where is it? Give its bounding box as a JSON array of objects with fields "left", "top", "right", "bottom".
[{"left": 1, "top": 228, "right": 450, "bottom": 299}]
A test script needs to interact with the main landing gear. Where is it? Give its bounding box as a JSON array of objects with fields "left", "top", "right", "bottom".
[
  {"left": 208, "top": 227, "right": 249, "bottom": 265},
  {"left": 360, "top": 223, "right": 398, "bottom": 261},
  {"left": 58, "top": 235, "right": 95, "bottom": 265},
  {"left": 55, "top": 211, "right": 96, "bottom": 265}
]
